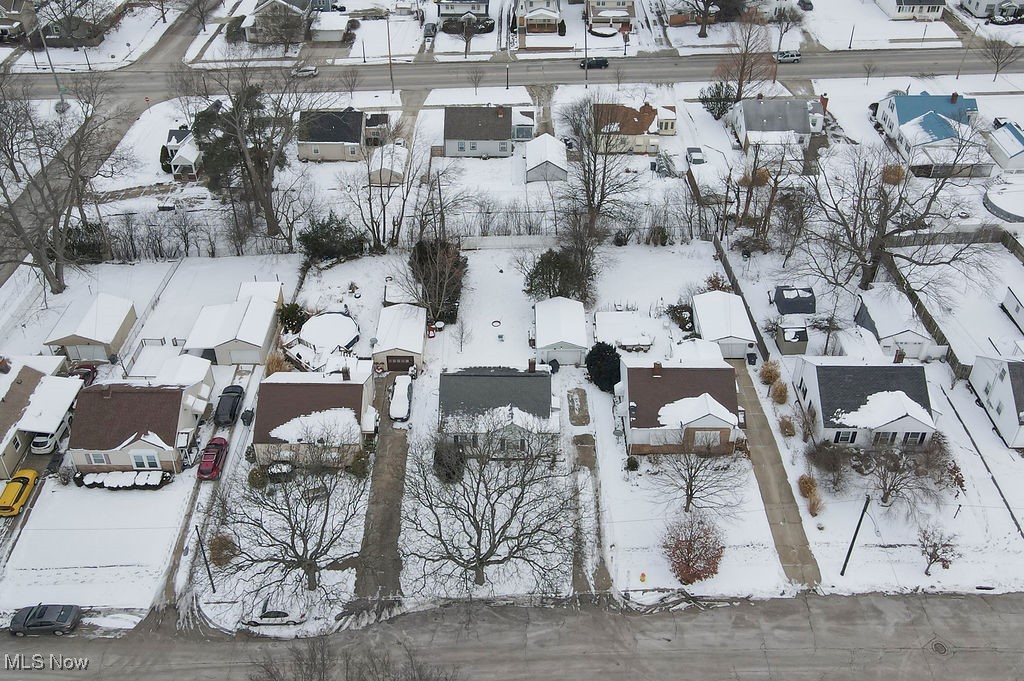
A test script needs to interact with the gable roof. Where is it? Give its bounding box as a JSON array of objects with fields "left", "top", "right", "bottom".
[
  {"left": 692, "top": 291, "right": 756, "bottom": 343},
  {"left": 625, "top": 364, "right": 738, "bottom": 429},
  {"left": 166, "top": 128, "right": 191, "bottom": 146},
  {"left": 443, "top": 106, "right": 513, "bottom": 141},
  {"left": 525, "top": 133, "right": 568, "bottom": 173},
  {"left": 774, "top": 286, "right": 816, "bottom": 315},
  {"left": 369, "top": 143, "right": 410, "bottom": 175},
  {"left": 439, "top": 367, "right": 551, "bottom": 421},
  {"left": 899, "top": 110, "right": 969, "bottom": 146},
  {"left": 374, "top": 303, "right": 426, "bottom": 355},
  {"left": 70, "top": 384, "right": 184, "bottom": 451},
  {"left": 810, "top": 363, "right": 933, "bottom": 428},
  {"left": 45, "top": 293, "right": 135, "bottom": 346},
  {"left": 254, "top": 372, "right": 369, "bottom": 444},
  {"left": 237, "top": 280, "right": 284, "bottom": 304},
  {"left": 887, "top": 93, "right": 978, "bottom": 126},
  {"left": 738, "top": 98, "right": 821, "bottom": 134},
  {"left": 534, "top": 296, "right": 586, "bottom": 350},
  {"left": 0, "top": 364, "right": 45, "bottom": 452},
  {"left": 856, "top": 283, "right": 929, "bottom": 341},
  {"left": 658, "top": 392, "right": 738, "bottom": 428},
  {"left": 593, "top": 103, "right": 658, "bottom": 136},
  {"left": 170, "top": 135, "right": 201, "bottom": 167},
  {"left": 254, "top": 0, "right": 310, "bottom": 13},
  {"left": 991, "top": 122, "right": 1024, "bottom": 159},
  {"left": 183, "top": 297, "right": 276, "bottom": 350},
  {"left": 298, "top": 109, "right": 364, "bottom": 144}
]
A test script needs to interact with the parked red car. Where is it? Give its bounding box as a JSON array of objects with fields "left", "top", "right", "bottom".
[
  {"left": 68, "top": 364, "right": 98, "bottom": 386},
  {"left": 196, "top": 437, "right": 229, "bottom": 480}
]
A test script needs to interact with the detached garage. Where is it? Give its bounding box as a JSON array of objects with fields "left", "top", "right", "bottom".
[
  {"left": 534, "top": 296, "right": 587, "bottom": 366},
  {"left": 692, "top": 291, "right": 756, "bottom": 359},
  {"left": 46, "top": 293, "right": 137, "bottom": 362},
  {"left": 372, "top": 304, "right": 426, "bottom": 372},
  {"left": 183, "top": 297, "right": 278, "bottom": 365}
]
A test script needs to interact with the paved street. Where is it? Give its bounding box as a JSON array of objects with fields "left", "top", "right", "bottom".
[{"left": 3, "top": 593, "right": 1024, "bottom": 679}]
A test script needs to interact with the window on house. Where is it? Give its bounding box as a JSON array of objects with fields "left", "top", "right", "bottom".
[
  {"left": 873, "top": 431, "right": 897, "bottom": 445},
  {"left": 499, "top": 141, "right": 508, "bottom": 152},
  {"left": 834, "top": 431, "right": 856, "bottom": 444},
  {"left": 996, "top": 401, "right": 1004, "bottom": 415},
  {"left": 469, "top": 141, "right": 477, "bottom": 151},
  {"left": 1000, "top": 367, "right": 1008, "bottom": 381},
  {"left": 984, "top": 381, "right": 992, "bottom": 395},
  {"left": 312, "top": 146, "right": 320, "bottom": 155},
  {"left": 349, "top": 147, "right": 357, "bottom": 156},
  {"left": 132, "top": 453, "right": 160, "bottom": 470},
  {"left": 89, "top": 453, "right": 108, "bottom": 465},
  {"left": 1015, "top": 304, "right": 1020, "bottom": 313},
  {"left": 457, "top": 141, "right": 466, "bottom": 151},
  {"left": 519, "top": 438, "right": 527, "bottom": 451},
  {"left": 12, "top": 435, "right": 20, "bottom": 451},
  {"left": 499, "top": 438, "right": 507, "bottom": 450},
  {"left": 453, "top": 434, "right": 461, "bottom": 444},
  {"left": 903, "top": 432, "right": 927, "bottom": 446}
]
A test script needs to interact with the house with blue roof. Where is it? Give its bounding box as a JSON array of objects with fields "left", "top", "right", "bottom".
[
  {"left": 876, "top": 91, "right": 993, "bottom": 178},
  {"left": 875, "top": 0, "right": 944, "bottom": 20},
  {"left": 989, "top": 120, "right": 1024, "bottom": 172}
]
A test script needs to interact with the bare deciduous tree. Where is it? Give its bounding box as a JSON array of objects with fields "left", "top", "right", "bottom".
[
  {"left": 715, "top": 9, "right": 773, "bottom": 101},
  {"left": 865, "top": 440, "right": 952, "bottom": 510},
  {"left": 251, "top": 639, "right": 463, "bottom": 681},
  {"left": 403, "top": 414, "right": 574, "bottom": 593},
  {"left": 459, "top": 19, "right": 478, "bottom": 58},
  {"left": 648, "top": 435, "right": 748, "bottom": 514},
  {"left": 980, "top": 38, "right": 1021, "bottom": 82},
  {"left": 863, "top": 62, "right": 878, "bottom": 84},
  {"left": 451, "top": 317, "right": 473, "bottom": 352},
  {"left": 918, "top": 525, "right": 960, "bottom": 576},
  {"left": 667, "top": 0, "right": 718, "bottom": 38},
  {"left": 338, "top": 67, "right": 364, "bottom": 100},
  {"left": 176, "top": 0, "right": 218, "bottom": 31},
  {"left": 465, "top": 66, "right": 485, "bottom": 95}
]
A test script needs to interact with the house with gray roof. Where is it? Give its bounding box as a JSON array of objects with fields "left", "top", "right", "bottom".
[
  {"left": 969, "top": 356, "right": 1024, "bottom": 448},
  {"left": 438, "top": 366, "right": 558, "bottom": 455},
  {"left": 297, "top": 109, "right": 365, "bottom": 161},
  {"left": 772, "top": 286, "right": 816, "bottom": 315},
  {"left": 791, "top": 357, "right": 937, "bottom": 448},
  {"left": 443, "top": 106, "right": 514, "bottom": 158},
  {"left": 727, "top": 97, "right": 825, "bottom": 152}
]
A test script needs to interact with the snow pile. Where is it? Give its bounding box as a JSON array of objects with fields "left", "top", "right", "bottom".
[
  {"left": 270, "top": 408, "right": 361, "bottom": 444},
  {"left": 832, "top": 390, "right": 934, "bottom": 430}
]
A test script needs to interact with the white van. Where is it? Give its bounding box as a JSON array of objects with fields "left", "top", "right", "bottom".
[
  {"left": 31, "top": 411, "right": 72, "bottom": 455},
  {"left": 776, "top": 50, "right": 801, "bottom": 64},
  {"left": 389, "top": 375, "right": 412, "bottom": 422}
]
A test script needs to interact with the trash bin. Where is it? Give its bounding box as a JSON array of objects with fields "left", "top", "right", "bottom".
[
  {"left": 746, "top": 351, "right": 757, "bottom": 366},
  {"left": 241, "top": 409, "right": 254, "bottom": 427}
]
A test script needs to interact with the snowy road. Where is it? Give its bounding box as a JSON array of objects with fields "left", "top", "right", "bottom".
[{"left": 6, "top": 593, "right": 1024, "bottom": 679}]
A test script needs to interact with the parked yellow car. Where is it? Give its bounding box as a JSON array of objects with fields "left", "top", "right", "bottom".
[{"left": 0, "top": 469, "right": 39, "bottom": 517}]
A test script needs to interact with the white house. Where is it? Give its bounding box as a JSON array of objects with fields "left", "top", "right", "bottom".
[
  {"left": 970, "top": 355, "right": 1024, "bottom": 448},
  {"left": 874, "top": 0, "right": 944, "bottom": 20},
  {"left": 372, "top": 303, "right": 426, "bottom": 372},
  {"left": 962, "top": 0, "right": 1021, "bottom": 17},
  {"left": 791, "top": 356, "right": 937, "bottom": 447},
  {"left": 310, "top": 10, "right": 348, "bottom": 40},
  {"left": 989, "top": 121, "right": 1024, "bottom": 173},
  {"left": 517, "top": 0, "right": 561, "bottom": 32},
  {"left": 534, "top": 296, "right": 587, "bottom": 366},
  {"left": 243, "top": 0, "right": 311, "bottom": 43},
  {"left": 182, "top": 296, "right": 278, "bottom": 365},
  {"left": 854, "top": 283, "right": 943, "bottom": 360},
  {"left": 525, "top": 133, "right": 568, "bottom": 183},
  {"left": 1002, "top": 285, "right": 1024, "bottom": 332},
  {"left": 692, "top": 290, "right": 757, "bottom": 358},
  {"left": 45, "top": 293, "right": 137, "bottom": 362}
]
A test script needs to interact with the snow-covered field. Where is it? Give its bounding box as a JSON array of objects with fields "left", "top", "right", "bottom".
[{"left": 801, "top": 0, "right": 959, "bottom": 50}]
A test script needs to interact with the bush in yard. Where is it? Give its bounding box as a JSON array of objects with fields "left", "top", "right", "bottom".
[
  {"left": 298, "top": 211, "right": 365, "bottom": 264},
  {"left": 524, "top": 248, "right": 592, "bottom": 302},
  {"left": 759, "top": 359, "right": 781, "bottom": 385},
  {"left": 771, "top": 380, "right": 789, "bottom": 405},
  {"left": 807, "top": 490, "right": 824, "bottom": 517},
  {"left": 806, "top": 441, "right": 851, "bottom": 492},
  {"left": 626, "top": 455, "right": 639, "bottom": 472},
  {"left": 264, "top": 351, "right": 292, "bottom": 377},
  {"left": 557, "top": 19, "right": 566, "bottom": 35},
  {"left": 248, "top": 466, "right": 269, "bottom": 489},
  {"left": 698, "top": 81, "right": 736, "bottom": 120},
  {"left": 434, "top": 442, "right": 466, "bottom": 483},
  {"left": 779, "top": 415, "right": 796, "bottom": 437},
  {"left": 666, "top": 303, "right": 694, "bottom": 332},
  {"left": 798, "top": 473, "right": 817, "bottom": 499},
  {"left": 585, "top": 342, "right": 621, "bottom": 393},
  {"left": 278, "top": 303, "right": 310, "bottom": 334},
  {"left": 347, "top": 450, "right": 370, "bottom": 479},
  {"left": 700, "top": 273, "right": 733, "bottom": 294},
  {"left": 159, "top": 145, "right": 172, "bottom": 173},
  {"left": 882, "top": 164, "right": 905, "bottom": 185},
  {"left": 209, "top": 534, "right": 240, "bottom": 567},
  {"left": 57, "top": 465, "right": 75, "bottom": 486},
  {"left": 662, "top": 513, "right": 725, "bottom": 585},
  {"left": 225, "top": 15, "right": 246, "bottom": 43},
  {"left": 918, "top": 525, "right": 960, "bottom": 576}
]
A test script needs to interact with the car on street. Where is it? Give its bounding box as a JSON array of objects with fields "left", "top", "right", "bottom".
[
  {"left": 579, "top": 57, "right": 609, "bottom": 69},
  {"left": 290, "top": 65, "right": 318, "bottom": 78},
  {"left": 214, "top": 385, "right": 245, "bottom": 427},
  {"left": 686, "top": 147, "right": 706, "bottom": 165},
  {"left": 775, "top": 50, "right": 801, "bottom": 64},
  {"left": 242, "top": 600, "right": 307, "bottom": 627},
  {"left": 68, "top": 364, "right": 98, "bottom": 386},
  {"left": 0, "top": 469, "right": 39, "bottom": 517},
  {"left": 389, "top": 375, "right": 412, "bottom": 422},
  {"left": 196, "top": 437, "right": 229, "bottom": 480},
  {"left": 9, "top": 604, "right": 82, "bottom": 636}
]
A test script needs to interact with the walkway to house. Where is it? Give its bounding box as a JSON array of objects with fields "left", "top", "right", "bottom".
[{"left": 729, "top": 359, "right": 822, "bottom": 588}]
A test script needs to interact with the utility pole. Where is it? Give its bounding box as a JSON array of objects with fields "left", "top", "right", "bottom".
[
  {"left": 505, "top": 63, "right": 509, "bottom": 89},
  {"left": 583, "top": 24, "right": 589, "bottom": 89},
  {"left": 35, "top": 4, "right": 68, "bottom": 112},
  {"left": 194, "top": 525, "right": 216, "bottom": 592},
  {"left": 840, "top": 495, "right": 871, "bottom": 576}
]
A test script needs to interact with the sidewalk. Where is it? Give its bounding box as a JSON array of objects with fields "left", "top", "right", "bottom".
[{"left": 730, "top": 359, "right": 822, "bottom": 589}]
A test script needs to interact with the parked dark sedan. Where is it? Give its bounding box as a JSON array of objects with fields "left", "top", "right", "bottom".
[
  {"left": 196, "top": 437, "right": 229, "bottom": 480},
  {"left": 9, "top": 604, "right": 82, "bottom": 636},
  {"left": 214, "top": 385, "right": 245, "bottom": 426}
]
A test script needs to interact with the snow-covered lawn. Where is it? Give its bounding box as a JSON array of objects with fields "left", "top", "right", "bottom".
[
  {"left": 11, "top": 6, "right": 182, "bottom": 73},
  {"left": 349, "top": 16, "right": 424, "bottom": 59},
  {"left": 801, "top": 0, "right": 959, "bottom": 50},
  {"left": 93, "top": 99, "right": 191, "bottom": 192},
  {"left": 0, "top": 475, "right": 195, "bottom": 610}
]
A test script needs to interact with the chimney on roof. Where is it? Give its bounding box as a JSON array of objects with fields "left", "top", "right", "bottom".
[
  {"left": 0, "top": 357, "right": 9, "bottom": 374},
  {"left": 640, "top": 102, "right": 655, "bottom": 117},
  {"left": 341, "top": 365, "right": 351, "bottom": 381},
  {"left": 102, "top": 385, "right": 112, "bottom": 399},
  {"left": 497, "top": 105, "right": 505, "bottom": 118},
  {"left": 819, "top": 93, "right": 829, "bottom": 114},
  {"left": 528, "top": 358, "right": 536, "bottom": 373},
  {"left": 951, "top": 92, "right": 959, "bottom": 104},
  {"left": 652, "top": 361, "right": 662, "bottom": 377}
]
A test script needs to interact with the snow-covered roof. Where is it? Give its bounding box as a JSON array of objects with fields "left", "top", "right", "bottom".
[
  {"left": 170, "top": 135, "right": 201, "bottom": 167},
  {"left": 300, "top": 312, "right": 360, "bottom": 352},
  {"left": 154, "top": 354, "right": 212, "bottom": 387},
  {"left": 991, "top": 122, "right": 1024, "bottom": 160},
  {"left": 692, "top": 291, "right": 755, "bottom": 343},
  {"left": 857, "top": 283, "right": 930, "bottom": 341},
  {"left": 831, "top": 327, "right": 886, "bottom": 361},
  {"left": 312, "top": 10, "right": 350, "bottom": 29},
  {"left": 745, "top": 130, "right": 800, "bottom": 145},
  {"left": 525, "top": 6, "right": 558, "bottom": 17},
  {"left": 657, "top": 392, "right": 738, "bottom": 428},
  {"left": 183, "top": 297, "right": 277, "bottom": 350},
  {"left": 525, "top": 133, "right": 568, "bottom": 174},
  {"left": 18, "top": 375, "right": 82, "bottom": 434},
  {"left": 263, "top": 359, "right": 373, "bottom": 385},
  {"left": 269, "top": 407, "right": 362, "bottom": 445},
  {"left": 237, "top": 281, "right": 284, "bottom": 304},
  {"left": 597, "top": 9, "right": 629, "bottom": 15},
  {"left": 370, "top": 143, "right": 410, "bottom": 175},
  {"left": 659, "top": 105, "right": 677, "bottom": 121},
  {"left": 46, "top": 293, "right": 135, "bottom": 346},
  {"left": 3, "top": 355, "right": 64, "bottom": 378},
  {"left": 899, "top": 111, "right": 970, "bottom": 147},
  {"left": 534, "top": 296, "right": 586, "bottom": 350},
  {"left": 374, "top": 304, "right": 426, "bottom": 355},
  {"left": 832, "top": 390, "right": 935, "bottom": 430}
]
